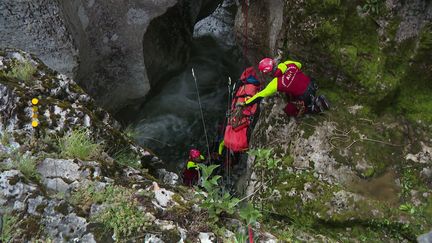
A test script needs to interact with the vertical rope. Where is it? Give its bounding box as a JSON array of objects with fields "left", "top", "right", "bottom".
[
  {"left": 191, "top": 68, "right": 211, "bottom": 160},
  {"left": 242, "top": 0, "right": 250, "bottom": 64}
]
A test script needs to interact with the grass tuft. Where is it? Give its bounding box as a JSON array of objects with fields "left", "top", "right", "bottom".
[
  {"left": 70, "top": 183, "right": 151, "bottom": 240},
  {"left": 0, "top": 213, "right": 19, "bottom": 242},
  {"left": 58, "top": 129, "right": 102, "bottom": 160},
  {"left": 114, "top": 149, "right": 140, "bottom": 169},
  {"left": 13, "top": 154, "right": 40, "bottom": 181},
  {"left": 6, "top": 61, "right": 36, "bottom": 82}
]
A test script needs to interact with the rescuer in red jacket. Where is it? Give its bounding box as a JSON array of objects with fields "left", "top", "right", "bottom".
[
  {"left": 182, "top": 149, "right": 205, "bottom": 186},
  {"left": 242, "top": 58, "right": 330, "bottom": 116}
]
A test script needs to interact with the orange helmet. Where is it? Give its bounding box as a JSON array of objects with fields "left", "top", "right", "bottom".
[{"left": 258, "top": 58, "right": 274, "bottom": 74}]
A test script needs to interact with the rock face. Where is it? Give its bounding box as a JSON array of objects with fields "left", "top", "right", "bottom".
[
  {"left": 0, "top": 0, "right": 78, "bottom": 77},
  {"left": 1, "top": 0, "right": 222, "bottom": 112},
  {"left": 0, "top": 49, "right": 216, "bottom": 242},
  {"left": 62, "top": 0, "right": 223, "bottom": 112},
  {"left": 234, "top": 0, "right": 432, "bottom": 121},
  {"left": 0, "top": 50, "right": 152, "bottom": 160},
  {"left": 232, "top": 1, "right": 432, "bottom": 240}
]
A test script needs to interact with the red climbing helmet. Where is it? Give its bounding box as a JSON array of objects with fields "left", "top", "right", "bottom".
[
  {"left": 189, "top": 149, "right": 201, "bottom": 160},
  {"left": 258, "top": 58, "right": 274, "bottom": 74}
]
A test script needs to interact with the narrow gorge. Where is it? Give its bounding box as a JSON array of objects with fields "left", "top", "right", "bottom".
[{"left": 1, "top": 0, "right": 432, "bottom": 242}]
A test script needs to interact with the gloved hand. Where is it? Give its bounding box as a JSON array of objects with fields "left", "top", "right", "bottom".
[{"left": 235, "top": 102, "right": 246, "bottom": 107}]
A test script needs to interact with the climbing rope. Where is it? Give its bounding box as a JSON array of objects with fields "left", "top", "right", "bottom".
[
  {"left": 242, "top": 0, "right": 250, "bottom": 65},
  {"left": 191, "top": 68, "right": 211, "bottom": 162}
]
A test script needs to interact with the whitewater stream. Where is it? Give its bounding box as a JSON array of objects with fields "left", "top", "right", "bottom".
[{"left": 132, "top": 37, "right": 244, "bottom": 172}]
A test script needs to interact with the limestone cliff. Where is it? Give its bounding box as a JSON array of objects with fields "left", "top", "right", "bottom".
[
  {"left": 233, "top": 0, "right": 432, "bottom": 241},
  {"left": 0, "top": 0, "right": 222, "bottom": 112}
]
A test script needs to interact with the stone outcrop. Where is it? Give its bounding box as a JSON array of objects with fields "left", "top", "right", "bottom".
[
  {"left": 232, "top": 1, "right": 432, "bottom": 240},
  {"left": 1, "top": 0, "right": 222, "bottom": 112},
  {"left": 0, "top": 1, "right": 78, "bottom": 77}
]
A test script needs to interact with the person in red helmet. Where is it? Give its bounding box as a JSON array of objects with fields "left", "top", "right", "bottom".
[
  {"left": 182, "top": 149, "right": 205, "bottom": 186},
  {"left": 243, "top": 57, "right": 330, "bottom": 116}
]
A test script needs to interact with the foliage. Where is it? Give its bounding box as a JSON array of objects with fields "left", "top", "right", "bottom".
[
  {"left": 114, "top": 149, "right": 140, "bottom": 169},
  {"left": 1, "top": 213, "right": 19, "bottom": 242},
  {"left": 13, "top": 154, "right": 41, "bottom": 181},
  {"left": 96, "top": 201, "right": 151, "bottom": 239},
  {"left": 399, "top": 203, "right": 416, "bottom": 215},
  {"left": 0, "top": 131, "right": 10, "bottom": 146},
  {"left": 6, "top": 60, "right": 36, "bottom": 83},
  {"left": 123, "top": 125, "right": 138, "bottom": 140},
  {"left": 360, "top": 0, "right": 381, "bottom": 15},
  {"left": 58, "top": 129, "right": 102, "bottom": 160},
  {"left": 239, "top": 203, "right": 262, "bottom": 226},
  {"left": 70, "top": 183, "right": 151, "bottom": 240},
  {"left": 234, "top": 232, "right": 248, "bottom": 243},
  {"left": 196, "top": 164, "right": 240, "bottom": 224},
  {"left": 248, "top": 148, "right": 281, "bottom": 170}
]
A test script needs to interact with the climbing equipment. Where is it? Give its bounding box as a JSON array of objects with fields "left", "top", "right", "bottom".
[
  {"left": 258, "top": 58, "right": 275, "bottom": 74},
  {"left": 242, "top": 0, "right": 250, "bottom": 63},
  {"left": 191, "top": 68, "right": 211, "bottom": 160}
]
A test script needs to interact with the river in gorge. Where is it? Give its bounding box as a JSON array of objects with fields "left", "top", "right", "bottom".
[{"left": 131, "top": 36, "right": 244, "bottom": 172}]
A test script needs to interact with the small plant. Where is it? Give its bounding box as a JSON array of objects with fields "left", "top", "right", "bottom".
[
  {"left": 6, "top": 61, "right": 36, "bottom": 83},
  {"left": 399, "top": 203, "right": 416, "bottom": 215},
  {"left": 1, "top": 213, "right": 19, "bottom": 242},
  {"left": 197, "top": 164, "right": 240, "bottom": 223},
  {"left": 58, "top": 129, "right": 102, "bottom": 160},
  {"left": 95, "top": 200, "right": 151, "bottom": 239},
  {"left": 71, "top": 183, "right": 151, "bottom": 240},
  {"left": 123, "top": 125, "right": 138, "bottom": 140},
  {"left": 14, "top": 154, "right": 41, "bottom": 181},
  {"left": 114, "top": 149, "right": 140, "bottom": 169},
  {"left": 239, "top": 203, "right": 262, "bottom": 243},
  {"left": 0, "top": 131, "right": 10, "bottom": 146},
  {"left": 360, "top": 0, "right": 381, "bottom": 15},
  {"left": 234, "top": 232, "right": 248, "bottom": 243},
  {"left": 239, "top": 203, "right": 262, "bottom": 226},
  {"left": 248, "top": 148, "right": 281, "bottom": 170}
]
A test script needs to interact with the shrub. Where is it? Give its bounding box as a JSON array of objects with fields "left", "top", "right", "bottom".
[
  {"left": 196, "top": 164, "right": 240, "bottom": 224},
  {"left": 0, "top": 213, "right": 19, "bottom": 242},
  {"left": 70, "top": 183, "right": 151, "bottom": 240},
  {"left": 114, "top": 149, "right": 140, "bottom": 169},
  {"left": 58, "top": 129, "right": 102, "bottom": 160},
  {"left": 6, "top": 61, "right": 36, "bottom": 82}
]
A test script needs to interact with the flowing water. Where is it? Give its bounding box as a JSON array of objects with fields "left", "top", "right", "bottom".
[{"left": 132, "top": 37, "right": 244, "bottom": 172}]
